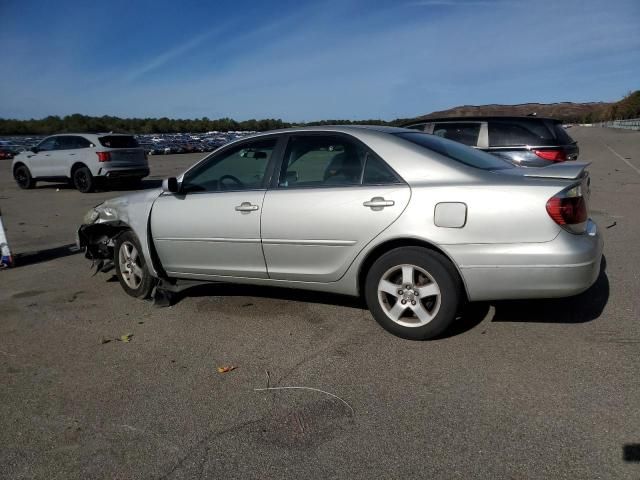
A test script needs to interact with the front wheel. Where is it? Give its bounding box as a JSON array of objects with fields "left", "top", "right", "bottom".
[
  {"left": 114, "top": 231, "right": 155, "bottom": 299},
  {"left": 73, "top": 166, "right": 95, "bottom": 193},
  {"left": 364, "top": 247, "right": 462, "bottom": 340},
  {"left": 14, "top": 165, "right": 36, "bottom": 189}
]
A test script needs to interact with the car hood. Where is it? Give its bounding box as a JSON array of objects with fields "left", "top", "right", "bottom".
[{"left": 96, "top": 188, "right": 162, "bottom": 225}]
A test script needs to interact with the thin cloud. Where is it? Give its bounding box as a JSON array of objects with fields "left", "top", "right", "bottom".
[{"left": 123, "top": 29, "right": 217, "bottom": 83}]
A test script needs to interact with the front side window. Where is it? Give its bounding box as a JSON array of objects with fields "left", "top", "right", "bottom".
[
  {"left": 279, "top": 135, "right": 367, "bottom": 188},
  {"left": 37, "top": 137, "right": 59, "bottom": 151},
  {"left": 432, "top": 123, "right": 481, "bottom": 146},
  {"left": 182, "top": 138, "right": 276, "bottom": 193}
]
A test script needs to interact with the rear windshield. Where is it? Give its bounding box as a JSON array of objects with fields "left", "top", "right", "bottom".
[
  {"left": 395, "top": 132, "right": 513, "bottom": 170},
  {"left": 488, "top": 120, "right": 555, "bottom": 147},
  {"left": 98, "top": 135, "right": 139, "bottom": 148}
]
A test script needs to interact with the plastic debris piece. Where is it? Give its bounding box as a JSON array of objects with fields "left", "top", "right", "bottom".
[{"left": 217, "top": 366, "right": 236, "bottom": 373}]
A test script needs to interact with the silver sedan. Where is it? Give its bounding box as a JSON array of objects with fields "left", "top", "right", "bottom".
[{"left": 78, "top": 126, "right": 603, "bottom": 339}]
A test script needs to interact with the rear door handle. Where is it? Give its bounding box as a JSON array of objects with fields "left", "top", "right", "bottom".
[
  {"left": 363, "top": 197, "right": 395, "bottom": 209},
  {"left": 235, "top": 202, "right": 259, "bottom": 212}
]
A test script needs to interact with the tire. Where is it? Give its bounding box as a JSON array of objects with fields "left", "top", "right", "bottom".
[
  {"left": 114, "top": 231, "right": 155, "bottom": 299},
  {"left": 72, "top": 166, "right": 95, "bottom": 193},
  {"left": 14, "top": 164, "right": 36, "bottom": 189},
  {"left": 364, "top": 247, "right": 462, "bottom": 340}
]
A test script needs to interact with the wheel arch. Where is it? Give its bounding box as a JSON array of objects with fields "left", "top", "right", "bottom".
[
  {"left": 13, "top": 161, "right": 28, "bottom": 174},
  {"left": 70, "top": 162, "right": 89, "bottom": 177},
  {"left": 357, "top": 237, "right": 469, "bottom": 301}
]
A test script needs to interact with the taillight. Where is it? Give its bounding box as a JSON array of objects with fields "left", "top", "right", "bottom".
[
  {"left": 533, "top": 149, "right": 567, "bottom": 162},
  {"left": 96, "top": 151, "right": 111, "bottom": 162},
  {"left": 546, "top": 185, "right": 588, "bottom": 233}
]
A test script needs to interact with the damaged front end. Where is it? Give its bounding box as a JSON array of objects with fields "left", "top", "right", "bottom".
[
  {"left": 77, "top": 220, "right": 129, "bottom": 275},
  {"left": 77, "top": 201, "right": 138, "bottom": 275}
]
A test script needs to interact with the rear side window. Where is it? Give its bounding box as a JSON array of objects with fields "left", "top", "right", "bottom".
[
  {"left": 433, "top": 123, "right": 481, "bottom": 146},
  {"left": 59, "top": 136, "right": 92, "bottom": 149},
  {"left": 99, "top": 135, "right": 139, "bottom": 148},
  {"left": 363, "top": 154, "right": 402, "bottom": 184},
  {"left": 395, "top": 132, "right": 512, "bottom": 170},
  {"left": 488, "top": 121, "right": 555, "bottom": 146},
  {"left": 279, "top": 135, "right": 367, "bottom": 188},
  {"left": 552, "top": 123, "right": 575, "bottom": 145}
]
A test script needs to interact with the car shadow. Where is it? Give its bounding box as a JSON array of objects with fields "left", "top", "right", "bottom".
[
  {"left": 490, "top": 256, "right": 609, "bottom": 324},
  {"left": 175, "top": 282, "right": 367, "bottom": 310},
  {"left": 159, "top": 256, "right": 608, "bottom": 337},
  {"left": 172, "top": 281, "right": 493, "bottom": 338},
  {"left": 34, "top": 178, "right": 162, "bottom": 192},
  {"left": 14, "top": 243, "right": 80, "bottom": 267}
]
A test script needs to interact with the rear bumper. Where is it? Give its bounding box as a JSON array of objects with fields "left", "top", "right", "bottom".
[
  {"left": 98, "top": 167, "right": 150, "bottom": 179},
  {"left": 446, "top": 219, "right": 603, "bottom": 301}
]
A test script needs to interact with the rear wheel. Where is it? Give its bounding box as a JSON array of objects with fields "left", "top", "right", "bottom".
[
  {"left": 14, "top": 165, "right": 36, "bottom": 189},
  {"left": 364, "top": 247, "right": 462, "bottom": 340},
  {"left": 73, "top": 166, "right": 95, "bottom": 193},
  {"left": 114, "top": 231, "right": 155, "bottom": 299}
]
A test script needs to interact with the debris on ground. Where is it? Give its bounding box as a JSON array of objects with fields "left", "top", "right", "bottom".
[
  {"left": 217, "top": 366, "right": 236, "bottom": 373},
  {"left": 118, "top": 333, "right": 133, "bottom": 343},
  {"left": 100, "top": 337, "right": 112, "bottom": 345},
  {"left": 606, "top": 221, "right": 617, "bottom": 229}
]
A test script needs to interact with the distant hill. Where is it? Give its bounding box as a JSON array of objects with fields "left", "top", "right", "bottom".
[
  {"left": 401, "top": 90, "right": 639, "bottom": 124},
  {"left": 411, "top": 102, "right": 611, "bottom": 123}
]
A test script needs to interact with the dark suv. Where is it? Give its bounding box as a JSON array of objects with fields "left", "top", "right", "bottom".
[{"left": 402, "top": 116, "right": 578, "bottom": 167}]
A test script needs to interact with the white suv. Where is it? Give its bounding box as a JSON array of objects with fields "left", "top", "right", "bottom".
[{"left": 12, "top": 133, "right": 149, "bottom": 193}]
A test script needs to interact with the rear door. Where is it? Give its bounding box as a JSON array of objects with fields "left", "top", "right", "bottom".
[{"left": 261, "top": 133, "right": 411, "bottom": 282}]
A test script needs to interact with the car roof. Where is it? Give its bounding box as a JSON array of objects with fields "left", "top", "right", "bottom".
[
  {"left": 47, "top": 133, "right": 133, "bottom": 138},
  {"left": 404, "top": 116, "right": 560, "bottom": 124},
  {"left": 223, "top": 125, "right": 412, "bottom": 142}
]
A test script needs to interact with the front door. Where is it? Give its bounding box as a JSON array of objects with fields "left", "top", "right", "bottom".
[
  {"left": 150, "top": 136, "right": 282, "bottom": 278},
  {"left": 28, "top": 136, "right": 62, "bottom": 178},
  {"left": 261, "top": 134, "right": 410, "bottom": 282}
]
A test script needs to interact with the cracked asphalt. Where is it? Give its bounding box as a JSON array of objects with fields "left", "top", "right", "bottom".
[{"left": 1, "top": 127, "right": 639, "bottom": 479}]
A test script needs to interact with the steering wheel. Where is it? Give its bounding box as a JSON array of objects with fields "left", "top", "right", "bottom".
[{"left": 219, "top": 174, "right": 244, "bottom": 190}]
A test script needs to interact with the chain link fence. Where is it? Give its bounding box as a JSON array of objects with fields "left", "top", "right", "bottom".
[{"left": 596, "top": 118, "right": 640, "bottom": 130}]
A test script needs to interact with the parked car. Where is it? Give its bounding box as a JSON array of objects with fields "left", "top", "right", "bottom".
[
  {"left": 403, "top": 116, "right": 579, "bottom": 167},
  {"left": 12, "top": 133, "right": 149, "bottom": 193},
  {"left": 78, "top": 126, "right": 602, "bottom": 340},
  {"left": 0, "top": 148, "right": 15, "bottom": 160}
]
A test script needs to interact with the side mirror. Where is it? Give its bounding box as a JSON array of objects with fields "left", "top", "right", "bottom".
[
  {"left": 162, "top": 177, "right": 179, "bottom": 193},
  {"left": 30, "top": 146, "right": 39, "bottom": 153}
]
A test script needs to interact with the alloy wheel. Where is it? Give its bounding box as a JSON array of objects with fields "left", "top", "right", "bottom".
[
  {"left": 377, "top": 264, "right": 441, "bottom": 327},
  {"left": 118, "top": 241, "right": 143, "bottom": 289}
]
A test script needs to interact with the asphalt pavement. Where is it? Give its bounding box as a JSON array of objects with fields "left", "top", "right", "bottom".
[{"left": 0, "top": 127, "right": 639, "bottom": 479}]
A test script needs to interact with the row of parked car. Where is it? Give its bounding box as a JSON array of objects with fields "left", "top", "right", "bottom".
[{"left": 9, "top": 116, "right": 578, "bottom": 193}]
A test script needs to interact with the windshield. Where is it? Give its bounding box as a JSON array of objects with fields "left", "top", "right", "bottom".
[{"left": 395, "top": 132, "right": 513, "bottom": 170}]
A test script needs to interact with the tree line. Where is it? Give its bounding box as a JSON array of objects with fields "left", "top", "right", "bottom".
[{"left": 1, "top": 91, "right": 637, "bottom": 135}]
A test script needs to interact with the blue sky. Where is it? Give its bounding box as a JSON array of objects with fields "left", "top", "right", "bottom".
[{"left": 0, "top": 0, "right": 638, "bottom": 121}]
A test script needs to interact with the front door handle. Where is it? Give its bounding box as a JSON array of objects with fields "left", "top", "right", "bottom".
[
  {"left": 363, "top": 197, "right": 395, "bottom": 210},
  {"left": 235, "top": 202, "right": 259, "bottom": 212}
]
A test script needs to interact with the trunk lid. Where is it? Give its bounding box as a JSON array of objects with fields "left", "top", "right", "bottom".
[{"left": 98, "top": 135, "right": 147, "bottom": 166}]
